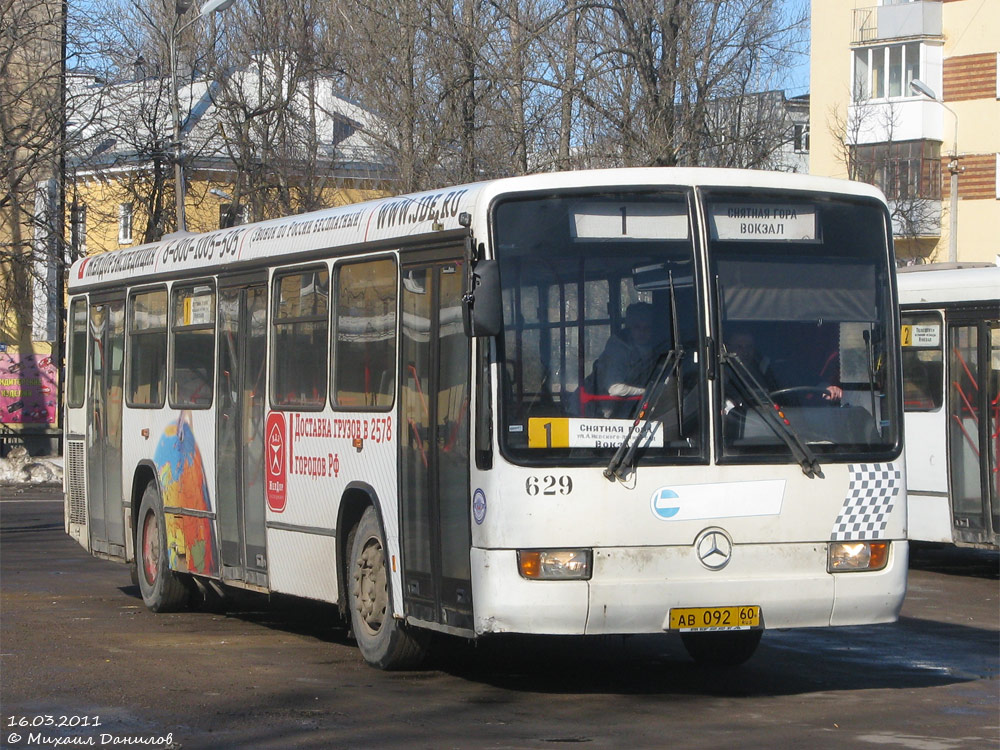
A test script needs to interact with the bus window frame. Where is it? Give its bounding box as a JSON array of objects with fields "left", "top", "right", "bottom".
[
  {"left": 126, "top": 284, "right": 169, "bottom": 410},
  {"left": 269, "top": 263, "right": 330, "bottom": 412},
  {"left": 330, "top": 253, "right": 398, "bottom": 413},
  {"left": 704, "top": 189, "right": 902, "bottom": 467},
  {"left": 486, "top": 186, "right": 711, "bottom": 469},
  {"left": 67, "top": 296, "right": 88, "bottom": 409},
  {"left": 168, "top": 279, "right": 217, "bottom": 410}
]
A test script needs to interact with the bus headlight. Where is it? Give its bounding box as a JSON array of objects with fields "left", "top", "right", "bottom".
[
  {"left": 517, "top": 549, "right": 593, "bottom": 580},
  {"left": 828, "top": 541, "right": 889, "bottom": 572}
]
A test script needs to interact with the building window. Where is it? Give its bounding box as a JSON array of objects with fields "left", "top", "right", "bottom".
[
  {"left": 118, "top": 203, "right": 133, "bottom": 245},
  {"left": 850, "top": 140, "right": 942, "bottom": 200},
  {"left": 853, "top": 43, "right": 921, "bottom": 101},
  {"left": 332, "top": 118, "right": 356, "bottom": 145},
  {"left": 219, "top": 203, "right": 247, "bottom": 228},
  {"left": 794, "top": 124, "right": 810, "bottom": 154}
]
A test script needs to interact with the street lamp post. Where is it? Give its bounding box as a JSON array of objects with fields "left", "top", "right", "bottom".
[
  {"left": 910, "top": 78, "right": 960, "bottom": 264},
  {"left": 169, "top": 0, "right": 236, "bottom": 233}
]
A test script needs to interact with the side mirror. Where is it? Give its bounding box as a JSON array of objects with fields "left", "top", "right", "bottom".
[{"left": 462, "top": 259, "right": 502, "bottom": 338}]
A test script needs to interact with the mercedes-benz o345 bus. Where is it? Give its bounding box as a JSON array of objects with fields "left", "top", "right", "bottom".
[
  {"left": 64, "top": 168, "right": 906, "bottom": 669},
  {"left": 897, "top": 264, "right": 998, "bottom": 550}
]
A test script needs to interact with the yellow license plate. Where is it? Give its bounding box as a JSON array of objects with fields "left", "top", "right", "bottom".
[{"left": 669, "top": 606, "right": 761, "bottom": 632}]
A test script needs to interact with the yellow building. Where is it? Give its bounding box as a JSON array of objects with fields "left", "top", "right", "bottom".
[
  {"left": 810, "top": 0, "right": 999, "bottom": 264},
  {"left": 68, "top": 174, "right": 388, "bottom": 258},
  {"left": 67, "top": 72, "right": 392, "bottom": 256}
]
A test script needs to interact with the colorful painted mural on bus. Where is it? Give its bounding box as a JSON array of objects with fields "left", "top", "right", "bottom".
[{"left": 154, "top": 412, "right": 216, "bottom": 576}]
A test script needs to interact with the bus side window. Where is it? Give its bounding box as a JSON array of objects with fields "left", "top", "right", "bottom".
[
  {"left": 271, "top": 267, "right": 329, "bottom": 410},
  {"left": 128, "top": 288, "right": 168, "bottom": 408},
  {"left": 901, "top": 313, "right": 944, "bottom": 412},
  {"left": 332, "top": 257, "right": 397, "bottom": 410},
  {"left": 170, "top": 284, "right": 215, "bottom": 408},
  {"left": 67, "top": 298, "right": 88, "bottom": 408}
]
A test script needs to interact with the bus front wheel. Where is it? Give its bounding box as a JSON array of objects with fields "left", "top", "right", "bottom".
[
  {"left": 136, "top": 482, "right": 190, "bottom": 612},
  {"left": 680, "top": 630, "right": 762, "bottom": 667},
  {"left": 348, "top": 506, "right": 428, "bottom": 670}
]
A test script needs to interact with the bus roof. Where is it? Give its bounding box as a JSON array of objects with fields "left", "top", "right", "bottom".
[
  {"left": 67, "top": 167, "right": 886, "bottom": 292},
  {"left": 897, "top": 264, "right": 1000, "bottom": 306}
]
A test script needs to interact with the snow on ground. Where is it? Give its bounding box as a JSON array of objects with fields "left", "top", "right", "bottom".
[{"left": 0, "top": 446, "right": 63, "bottom": 486}]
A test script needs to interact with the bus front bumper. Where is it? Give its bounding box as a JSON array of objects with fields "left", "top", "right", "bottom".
[{"left": 470, "top": 541, "right": 908, "bottom": 636}]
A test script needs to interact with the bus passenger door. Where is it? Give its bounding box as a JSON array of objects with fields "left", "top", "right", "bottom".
[
  {"left": 86, "top": 298, "right": 126, "bottom": 557},
  {"left": 948, "top": 317, "right": 999, "bottom": 547},
  {"left": 216, "top": 281, "right": 269, "bottom": 587},
  {"left": 399, "top": 257, "right": 473, "bottom": 633}
]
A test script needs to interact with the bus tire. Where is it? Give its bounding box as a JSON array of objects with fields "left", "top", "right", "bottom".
[
  {"left": 136, "top": 481, "right": 190, "bottom": 612},
  {"left": 680, "top": 630, "right": 762, "bottom": 667},
  {"left": 348, "top": 506, "right": 428, "bottom": 670}
]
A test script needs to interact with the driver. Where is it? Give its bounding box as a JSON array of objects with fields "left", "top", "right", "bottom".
[
  {"left": 729, "top": 331, "right": 778, "bottom": 392},
  {"left": 592, "top": 303, "right": 659, "bottom": 416},
  {"left": 727, "top": 330, "right": 842, "bottom": 402}
]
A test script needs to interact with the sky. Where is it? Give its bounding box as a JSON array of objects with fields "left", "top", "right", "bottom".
[
  {"left": 66, "top": 0, "right": 816, "bottom": 97},
  {"left": 782, "top": 0, "right": 812, "bottom": 97}
]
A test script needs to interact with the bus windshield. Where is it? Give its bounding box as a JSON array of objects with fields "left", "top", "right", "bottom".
[
  {"left": 493, "top": 189, "right": 899, "bottom": 467},
  {"left": 707, "top": 191, "right": 899, "bottom": 462},
  {"left": 494, "top": 191, "right": 705, "bottom": 465}
]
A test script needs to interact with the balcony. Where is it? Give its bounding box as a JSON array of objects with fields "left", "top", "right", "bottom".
[
  {"left": 889, "top": 199, "right": 941, "bottom": 238},
  {"left": 853, "top": 2, "right": 942, "bottom": 45}
]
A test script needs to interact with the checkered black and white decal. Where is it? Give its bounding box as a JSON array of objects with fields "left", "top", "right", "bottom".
[{"left": 831, "top": 463, "right": 901, "bottom": 541}]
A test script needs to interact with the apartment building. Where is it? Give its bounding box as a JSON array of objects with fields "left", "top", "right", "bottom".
[{"left": 810, "top": 0, "right": 999, "bottom": 264}]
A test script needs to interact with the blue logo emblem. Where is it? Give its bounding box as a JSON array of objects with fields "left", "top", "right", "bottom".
[
  {"left": 473, "top": 489, "right": 487, "bottom": 525},
  {"left": 650, "top": 488, "right": 680, "bottom": 520}
]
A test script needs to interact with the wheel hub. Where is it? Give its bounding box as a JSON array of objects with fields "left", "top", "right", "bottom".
[
  {"left": 354, "top": 537, "right": 387, "bottom": 634},
  {"left": 141, "top": 511, "right": 159, "bottom": 586}
]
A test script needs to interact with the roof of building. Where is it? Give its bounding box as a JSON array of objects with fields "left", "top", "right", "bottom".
[{"left": 65, "top": 67, "right": 389, "bottom": 176}]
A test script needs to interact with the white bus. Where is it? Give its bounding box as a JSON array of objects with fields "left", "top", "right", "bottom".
[
  {"left": 64, "top": 168, "right": 907, "bottom": 669},
  {"left": 897, "top": 264, "right": 999, "bottom": 549}
]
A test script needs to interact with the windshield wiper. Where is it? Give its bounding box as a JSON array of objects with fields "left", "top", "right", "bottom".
[
  {"left": 862, "top": 327, "right": 880, "bottom": 435},
  {"left": 603, "top": 348, "right": 682, "bottom": 481},
  {"left": 722, "top": 350, "right": 823, "bottom": 479},
  {"left": 605, "top": 271, "right": 684, "bottom": 482}
]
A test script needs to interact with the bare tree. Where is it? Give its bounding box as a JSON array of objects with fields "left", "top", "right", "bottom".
[
  {"left": 331, "top": 0, "right": 453, "bottom": 192},
  {"left": 207, "top": 0, "right": 348, "bottom": 220},
  {"left": 64, "top": 0, "right": 808, "bottom": 243},
  {"left": 1, "top": 0, "right": 67, "bottom": 343},
  {"left": 66, "top": 0, "right": 228, "bottom": 239},
  {"left": 573, "top": 0, "right": 804, "bottom": 168}
]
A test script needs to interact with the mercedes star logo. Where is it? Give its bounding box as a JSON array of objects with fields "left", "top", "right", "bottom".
[{"left": 695, "top": 528, "right": 733, "bottom": 570}]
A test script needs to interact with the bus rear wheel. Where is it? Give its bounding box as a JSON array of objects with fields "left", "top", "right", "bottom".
[
  {"left": 680, "top": 630, "right": 762, "bottom": 667},
  {"left": 136, "top": 482, "right": 190, "bottom": 612},
  {"left": 348, "top": 506, "right": 428, "bottom": 670}
]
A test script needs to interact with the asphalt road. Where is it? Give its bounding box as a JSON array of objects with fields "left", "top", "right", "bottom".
[{"left": 1, "top": 484, "right": 997, "bottom": 750}]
